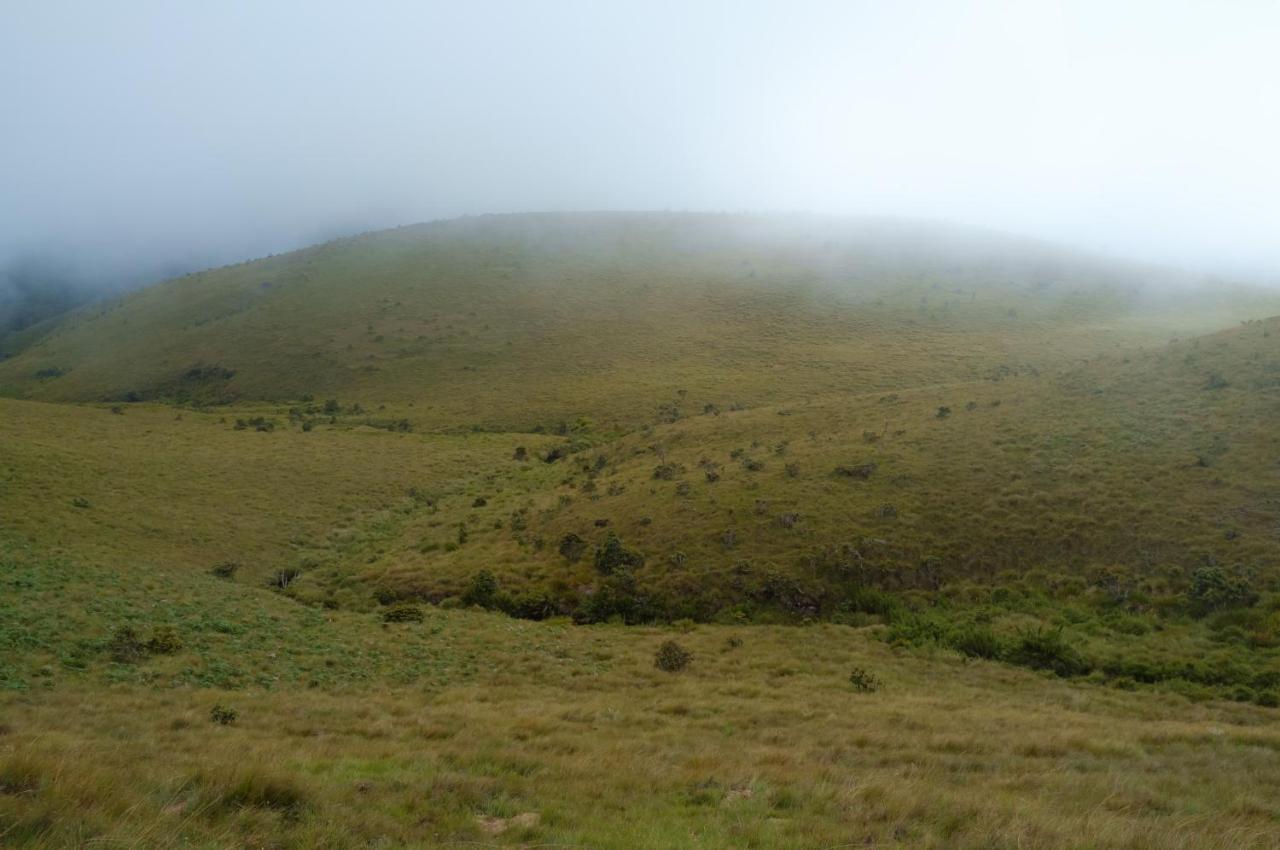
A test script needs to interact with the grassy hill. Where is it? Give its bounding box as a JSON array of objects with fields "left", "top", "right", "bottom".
[
  {"left": 2, "top": 213, "right": 1272, "bottom": 429},
  {"left": 4, "top": 213, "right": 1280, "bottom": 848}
]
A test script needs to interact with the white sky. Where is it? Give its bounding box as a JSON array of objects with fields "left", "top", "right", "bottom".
[{"left": 3, "top": 0, "right": 1279, "bottom": 280}]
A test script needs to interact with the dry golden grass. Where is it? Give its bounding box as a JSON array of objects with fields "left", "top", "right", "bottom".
[{"left": 3, "top": 617, "right": 1280, "bottom": 849}]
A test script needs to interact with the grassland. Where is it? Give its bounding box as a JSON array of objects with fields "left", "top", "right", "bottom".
[{"left": 3, "top": 213, "right": 1280, "bottom": 848}]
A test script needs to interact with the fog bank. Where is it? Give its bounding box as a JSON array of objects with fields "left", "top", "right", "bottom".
[{"left": 3, "top": 0, "right": 1279, "bottom": 311}]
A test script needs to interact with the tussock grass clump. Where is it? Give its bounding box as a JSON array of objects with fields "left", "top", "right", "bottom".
[
  {"left": 654, "top": 640, "right": 693, "bottom": 672},
  {"left": 209, "top": 704, "right": 238, "bottom": 725},
  {"left": 210, "top": 560, "right": 239, "bottom": 579},
  {"left": 0, "top": 756, "right": 42, "bottom": 795},
  {"left": 107, "top": 626, "right": 145, "bottom": 664},
  {"left": 1009, "top": 627, "right": 1090, "bottom": 678},
  {"left": 382, "top": 604, "right": 425, "bottom": 623},
  {"left": 145, "top": 625, "right": 182, "bottom": 655},
  {"left": 192, "top": 768, "right": 309, "bottom": 819},
  {"left": 848, "top": 666, "right": 881, "bottom": 692}
]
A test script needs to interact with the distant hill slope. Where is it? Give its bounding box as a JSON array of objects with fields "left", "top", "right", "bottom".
[{"left": 2, "top": 212, "right": 1271, "bottom": 430}]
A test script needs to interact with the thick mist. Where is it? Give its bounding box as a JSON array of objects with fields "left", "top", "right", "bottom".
[{"left": 3, "top": 0, "right": 1279, "bottom": 321}]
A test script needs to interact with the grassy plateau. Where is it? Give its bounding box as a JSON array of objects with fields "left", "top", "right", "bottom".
[{"left": 2, "top": 212, "right": 1280, "bottom": 848}]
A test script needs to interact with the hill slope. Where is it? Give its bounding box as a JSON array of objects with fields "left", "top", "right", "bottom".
[
  {"left": 2, "top": 213, "right": 1272, "bottom": 430},
  {"left": 6, "top": 214, "right": 1280, "bottom": 849}
]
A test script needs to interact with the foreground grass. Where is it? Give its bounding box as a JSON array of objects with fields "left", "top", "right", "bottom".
[{"left": 4, "top": 611, "right": 1280, "bottom": 849}]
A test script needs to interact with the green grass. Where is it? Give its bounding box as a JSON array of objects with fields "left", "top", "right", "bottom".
[{"left": 3, "top": 213, "right": 1280, "bottom": 847}]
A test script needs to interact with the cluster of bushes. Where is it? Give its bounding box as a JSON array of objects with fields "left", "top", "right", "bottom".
[
  {"left": 233, "top": 416, "right": 275, "bottom": 432},
  {"left": 106, "top": 624, "right": 183, "bottom": 663}
]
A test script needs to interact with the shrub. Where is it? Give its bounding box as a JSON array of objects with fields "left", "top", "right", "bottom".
[
  {"left": 556, "top": 532, "right": 586, "bottom": 563},
  {"left": 108, "top": 626, "right": 145, "bottom": 663},
  {"left": 655, "top": 640, "right": 693, "bottom": 672},
  {"left": 1188, "top": 566, "right": 1257, "bottom": 616},
  {"left": 513, "top": 446, "right": 528, "bottom": 461},
  {"left": 652, "top": 463, "right": 680, "bottom": 480},
  {"left": 936, "top": 406, "right": 952, "bottom": 419},
  {"left": 462, "top": 570, "right": 499, "bottom": 607},
  {"left": 848, "top": 667, "right": 881, "bottom": 692},
  {"left": 72, "top": 496, "right": 90, "bottom": 509},
  {"left": 575, "top": 572, "right": 652, "bottom": 624},
  {"left": 210, "top": 704, "right": 238, "bottom": 725},
  {"left": 146, "top": 625, "right": 183, "bottom": 654},
  {"left": 593, "top": 532, "right": 643, "bottom": 575},
  {"left": 833, "top": 463, "right": 877, "bottom": 479},
  {"left": 784, "top": 462, "right": 800, "bottom": 478},
  {"left": 383, "top": 604, "right": 425, "bottom": 623},
  {"left": 472, "top": 496, "right": 488, "bottom": 507},
  {"left": 1008, "top": 627, "right": 1090, "bottom": 677},
  {"left": 950, "top": 626, "right": 1005, "bottom": 660},
  {"left": 270, "top": 568, "right": 301, "bottom": 589},
  {"left": 211, "top": 561, "right": 239, "bottom": 579}
]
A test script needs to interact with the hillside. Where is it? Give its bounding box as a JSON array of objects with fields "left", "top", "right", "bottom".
[
  {"left": 5, "top": 214, "right": 1280, "bottom": 849},
  {"left": 2, "top": 213, "right": 1271, "bottom": 430}
]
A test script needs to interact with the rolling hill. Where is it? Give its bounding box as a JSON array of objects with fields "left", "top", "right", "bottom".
[
  {"left": 2, "top": 213, "right": 1271, "bottom": 429},
  {"left": 4, "top": 213, "right": 1280, "bottom": 849}
]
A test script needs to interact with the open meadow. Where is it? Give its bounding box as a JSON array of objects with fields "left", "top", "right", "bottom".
[{"left": 3, "top": 214, "right": 1280, "bottom": 848}]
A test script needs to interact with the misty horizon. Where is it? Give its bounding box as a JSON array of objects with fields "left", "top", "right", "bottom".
[{"left": 4, "top": 0, "right": 1280, "bottom": 305}]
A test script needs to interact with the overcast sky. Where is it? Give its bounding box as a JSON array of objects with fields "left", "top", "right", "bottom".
[{"left": 3, "top": 0, "right": 1279, "bottom": 289}]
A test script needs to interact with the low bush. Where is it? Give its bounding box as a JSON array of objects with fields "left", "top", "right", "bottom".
[
  {"left": 382, "top": 604, "right": 425, "bottom": 623},
  {"left": 655, "top": 640, "right": 693, "bottom": 672},
  {"left": 593, "top": 532, "right": 644, "bottom": 575},
  {"left": 210, "top": 561, "right": 239, "bottom": 579},
  {"left": 146, "top": 625, "right": 183, "bottom": 654},
  {"left": 1008, "top": 627, "right": 1090, "bottom": 677},
  {"left": 848, "top": 667, "right": 881, "bottom": 692},
  {"left": 108, "top": 626, "right": 146, "bottom": 663},
  {"left": 209, "top": 704, "right": 238, "bottom": 725}
]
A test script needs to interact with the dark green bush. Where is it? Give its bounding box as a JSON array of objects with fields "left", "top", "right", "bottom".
[
  {"left": 655, "top": 640, "right": 692, "bottom": 672},
  {"left": 211, "top": 561, "right": 239, "bottom": 579},
  {"left": 1008, "top": 627, "right": 1090, "bottom": 677},
  {"left": 593, "top": 532, "right": 643, "bottom": 575},
  {"left": 1188, "top": 566, "right": 1257, "bottom": 616},
  {"left": 848, "top": 667, "right": 881, "bottom": 692},
  {"left": 462, "top": 570, "right": 498, "bottom": 607},
  {"left": 382, "top": 604, "right": 425, "bottom": 623},
  {"left": 210, "top": 704, "right": 238, "bottom": 725},
  {"left": 951, "top": 625, "right": 1005, "bottom": 660}
]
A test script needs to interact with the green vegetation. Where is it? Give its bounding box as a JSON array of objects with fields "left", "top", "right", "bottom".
[{"left": 3, "top": 213, "right": 1280, "bottom": 847}]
